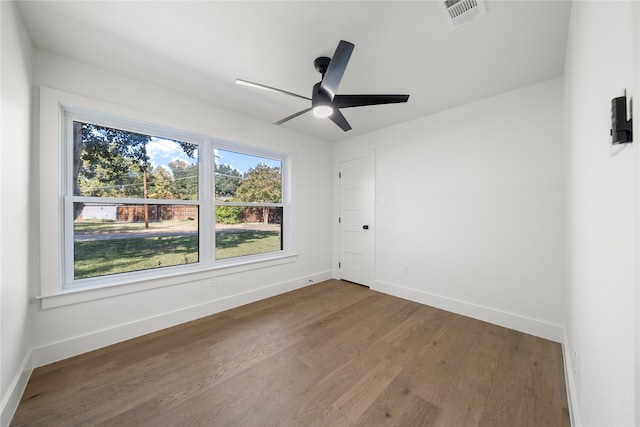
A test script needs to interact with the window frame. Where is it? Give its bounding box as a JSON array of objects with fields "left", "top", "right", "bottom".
[
  {"left": 63, "top": 110, "right": 206, "bottom": 289},
  {"left": 213, "top": 144, "right": 286, "bottom": 259},
  {"left": 38, "top": 87, "right": 296, "bottom": 309}
]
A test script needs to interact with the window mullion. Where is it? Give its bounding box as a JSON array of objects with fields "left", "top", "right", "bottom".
[
  {"left": 70, "top": 196, "right": 200, "bottom": 206},
  {"left": 200, "top": 140, "right": 213, "bottom": 265}
]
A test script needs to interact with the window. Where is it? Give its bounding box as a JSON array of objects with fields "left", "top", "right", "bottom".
[
  {"left": 68, "top": 120, "right": 200, "bottom": 283},
  {"left": 52, "top": 100, "right": 291, "bottom": 295},
  {"left": 214, "top": 149, "right": 283, "bottom": 260}
]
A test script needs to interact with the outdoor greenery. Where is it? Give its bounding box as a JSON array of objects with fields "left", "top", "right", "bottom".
[
  {"left": 74, "top": 122, "right": 198, "bottom": 215},
  {"left": 218, "top": 163, "right": 282, "bottom": 224},
  {"left": 72, "top": 124, "right": 284, "bottom": 279},
  {"left": 74, "top": 234, "right": 198, "bottom": 279},
  {"left": 234, "top": 164, "right": 281, "bottom": 203},
  {"left": 76, "top": 122, "right": 282, "bottom": 224},
  {"left": 215, "top": 230, "right": 280, "bottom": 259},
  {"left": 74, "top": 219, "right": 197, "bottom": 234},
  {"left": 214, "top": 163, "right": 243, "bottom": 198},
  {"left": 73, "top": 220, "right": 280, "bottom": 278},
  {"left": 215, "top": 206, "right": 244, "bottom": 224}
]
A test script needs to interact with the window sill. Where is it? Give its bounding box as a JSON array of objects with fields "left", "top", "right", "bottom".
[{"left": 38, "top": 253, "right": 298, "bottom": 309}]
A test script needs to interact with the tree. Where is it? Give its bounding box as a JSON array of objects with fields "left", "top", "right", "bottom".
[
  {"left": 169, "top": 159, "right": 198, "bottom": 200},
  {"left": 74, "top": 122, "right": 151, "bottom": 221},
  {"left": 235, "top": 164, "right": 281, "bottom": 224},
  {"left": 73, "top": 121, "right": 197, "bottom": 225},
  {"left": 214, "top": 163, "right": 242, "bottom": 199},
  {"left": 76, "top": 122, "right": 151, "bottom": 188},
  {"left": 147, "top": 166, "right": 174, "bottom": 199}
]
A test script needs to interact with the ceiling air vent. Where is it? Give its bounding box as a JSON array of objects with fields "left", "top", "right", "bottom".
[{"left": 441, "top": 0, "right": 486, "bottom": 28}]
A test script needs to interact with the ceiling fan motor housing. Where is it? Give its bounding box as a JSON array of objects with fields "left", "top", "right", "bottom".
[
  {"left": 311, "top": 82, "right": 334, "bottom": 117},
  {"left": 314, "top": 56, "right": 331, "bottom": 76}
]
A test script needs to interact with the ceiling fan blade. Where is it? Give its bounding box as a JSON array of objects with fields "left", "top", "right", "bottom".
[
  {"left": 329, "top": 108, "right": 352, "bottom": 132},
  {"left": 320, "top": 40, "right": 355, "bottom": 99},
  {"left": 236, "top": 79, "right": 311, "bottom": 101},
  {"left": 333, "top": 94, "right": 410, "bottom": 109},
  {"left": 274, "top": 107, "right": 313, "bottom": 125}
]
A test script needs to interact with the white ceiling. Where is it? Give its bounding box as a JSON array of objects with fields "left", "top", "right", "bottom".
[{"left": 16, "top": 0, "right": 571, "bottom": 142}]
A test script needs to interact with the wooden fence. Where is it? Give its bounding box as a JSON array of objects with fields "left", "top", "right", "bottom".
[
  {"left": 117, "top": 205, "right": 199, "bottom": 222},
  {"left": 80, "top": 204, "right": 282, "bottom": 224}
]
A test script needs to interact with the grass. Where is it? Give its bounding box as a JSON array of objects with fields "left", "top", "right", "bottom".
[
  {"left": 215, "top": 230, "right": 280, "bottom": 259},
  {"left": 74, "top": 221, "right": 281, "bottom": 279},
  {"left": 74, "top": 235, "right": 198, "bottom": 279},
  {"left": 74, "top": 219, "right": 197, "bottom": 234}
]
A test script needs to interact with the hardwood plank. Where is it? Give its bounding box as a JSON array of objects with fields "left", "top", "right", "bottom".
[
  {"left": 11, "top": 280, "right": 569, "bottom": 427},
  {"left": 354, "top": 312, "right": 469, "bottom": 426},
  {"left": 354, "top": 374, "right": 423, "bottom": 426},
  {"left": 279, "top": 345, "right": 392, "bottom": 425},
  {"left": 394, "top": 395, "right": 442, "bottom": 426},
  {"left": 332, "top": 360, "right": 404, "bottom": 422},
  {"left": 142, "top": 351, "right": 314, "bottom": 426},
  {"left": 429, "top": 322, "right": 507, "bottom": 426},
  {"left": 297, "top": 293, "right": 409, "bottom": 367}
]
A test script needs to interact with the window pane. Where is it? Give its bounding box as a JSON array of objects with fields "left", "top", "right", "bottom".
[
  {"left": 214, "top": 149, "right": 282, "bottom": 203},
  {"left": 215, "top": 207, "right": 282, "bottom": 259},
  {"left": 73, "top": 202, "right": 199, "bottom": 279},
  {"left": 73, "top": 121, "right": 199, "bottom": 200}
]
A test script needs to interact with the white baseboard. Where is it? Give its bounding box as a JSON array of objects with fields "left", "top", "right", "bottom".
[
  {"left": 31, "top": 270, "right": 332, "bottom": 368},
  {"left": 1, "top": 349, "right": 33, "bottom": 427},
  {"left": 562, "top": 328, "right": 581, "bottom": 427},
  {"left": 372, "top": 280, "right": 564, "bottom": 343}
]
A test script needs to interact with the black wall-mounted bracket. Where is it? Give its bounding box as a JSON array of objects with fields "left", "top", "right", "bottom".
[{"left": 611, "top": 94, "right": 633, "bottom": 144}]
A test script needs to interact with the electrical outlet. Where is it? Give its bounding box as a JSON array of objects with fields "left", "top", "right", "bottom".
[
  {"left": 209, "top": 277, "right": 217, "bottom": 288},
  {"left": 402, "top": 262, "right": 409, "bottom": 273},
  {"left": 573, "top": 349, "right": 578, "bottom": 375}
]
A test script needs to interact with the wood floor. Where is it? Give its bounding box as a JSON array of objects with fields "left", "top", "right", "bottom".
[{"left": 11, "top": 280, "right": 570, "bottom": 426}]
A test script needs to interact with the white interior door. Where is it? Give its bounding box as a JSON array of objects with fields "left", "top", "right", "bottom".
[{"left": 338, "top": 154, "right": 373, "bottom": 286}]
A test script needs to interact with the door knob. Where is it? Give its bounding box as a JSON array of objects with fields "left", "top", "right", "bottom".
[{"left": 362, "top": 225, "right": 369, "bottom": 230}]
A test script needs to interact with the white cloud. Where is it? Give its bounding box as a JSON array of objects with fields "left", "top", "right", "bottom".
[{"left": 147, "top": 138, "right": 195, "bottom": 168}]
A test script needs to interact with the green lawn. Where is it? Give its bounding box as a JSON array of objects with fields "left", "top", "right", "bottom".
[
  {"left": 74, "top": 219, "right": 197, "bottom": 234},
  {"left": 215, "top": 230, "right": 280, "bottom": 259},
  {"left": 74, "top": 234, "right": 198, "bottom": 279},
  {"left": 73, "top": 221, "right": 280, "bottom": 279}
]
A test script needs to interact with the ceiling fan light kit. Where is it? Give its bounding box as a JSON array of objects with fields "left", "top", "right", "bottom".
[
  {"left": 313, "top": 105, "right": 334, "bottom": 118},
  {"left": 236, "top": 40, "right": 410, "bottom": 131}
]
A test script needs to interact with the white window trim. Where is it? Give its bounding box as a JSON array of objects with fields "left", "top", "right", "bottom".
[
  {"left": 61, "top": 109, "right": 208, "bottom": 289},
  {"left": 38, "top": 87, "right": 296, "bottom": 309}
]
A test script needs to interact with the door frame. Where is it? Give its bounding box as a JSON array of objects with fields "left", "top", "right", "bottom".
[{"left": 333, "top": 150, "right": 376, "bottom": 287}]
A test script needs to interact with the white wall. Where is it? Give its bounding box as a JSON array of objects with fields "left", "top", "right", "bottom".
[
  {"left": 28, "top": 50, "right": 333, "bottom": 366},
  {"left": 334, "top": 78, "right": 566, "bottom": 342},
  {"left": 8, "top": 2, "right": 640, "bottom": 425},
  {"left": 0, "top": 1, "right": 34, "bottom": 425},
  {"left": 564, "top": 2, "right": 639, "bottom": 425}
]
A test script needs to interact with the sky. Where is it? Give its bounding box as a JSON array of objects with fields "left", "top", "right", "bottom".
[
  {"left": 146, "top": 139, "right": 280, "bottom": 174},
  {"left": 146, "top": 138, "right": 192, "bottom": 169},
  {"left": 214, "top": 149, "right": 281, "bottom": 174}
]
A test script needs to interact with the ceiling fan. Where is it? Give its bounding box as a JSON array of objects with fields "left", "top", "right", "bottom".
[{"left": 236, "top": 40, "right": 410, "bottom": 132}]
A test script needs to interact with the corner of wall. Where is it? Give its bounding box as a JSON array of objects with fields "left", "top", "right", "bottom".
[
  {"left": 372, "top": 280, "right": 564, "bottom": 343},
  {"left": 1, "top": 350, "right": 33, "bottom": 427},
  {"left": 561, "top": 328, "right": 581, "bottom": 427}
]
